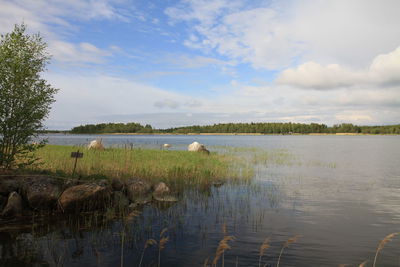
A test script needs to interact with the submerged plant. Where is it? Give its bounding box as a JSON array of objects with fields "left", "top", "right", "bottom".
[
  {"left": 138, "top": 239, "right": 157, "bottom": 267},
  {"left": 373, "top": 232, "right": 399, "bottom": 267},
  {"left": 212, "top": 235, "right": 235, "bottom": 267},
  {"left": 158, "top": 228, "right": 169, "bottom": 267},
  {"left": 276, "top": 235, "right": 302, "bottom": 267},
  {"left": 258, "top": 237, "right": 271, "bottom": 267}
]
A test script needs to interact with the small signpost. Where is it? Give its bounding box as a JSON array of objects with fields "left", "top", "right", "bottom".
[{"left": 71, "top": 150, "right": 83, "bottom": 177}]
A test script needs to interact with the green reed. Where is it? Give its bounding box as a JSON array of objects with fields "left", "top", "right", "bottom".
[{"left": 28, "top": 145, "right": 252, "bottom": 187}]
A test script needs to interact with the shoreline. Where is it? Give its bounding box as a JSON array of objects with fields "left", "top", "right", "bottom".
[{"left": 53, "top": 132, "right": 399, "bottom": 136}]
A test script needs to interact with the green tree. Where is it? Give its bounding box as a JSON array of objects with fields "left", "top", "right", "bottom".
[{"left": 0, "top": 24, "right": 58, "bottom": 169}]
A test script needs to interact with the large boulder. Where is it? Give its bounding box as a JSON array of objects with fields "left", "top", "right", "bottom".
[
  {"left": 124, "top": 178, "right": 152, "bottom": 204},
  {"left": 88, "top": 139, "right": 104, "bottom": 150},
  {"left": 58, "top": 183, "right": 111, "bottom": 212},
  {"left": 1, "top": 191, "right": 23, "bottom": 218},
  {"left": 22, "top": 177, "right": 62, "bottom": 210},
  {"left": 188, "top": 141, "right": 210, "bottom": 154}
]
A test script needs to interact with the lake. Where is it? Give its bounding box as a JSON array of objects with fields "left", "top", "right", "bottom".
[{"left": 1, "top": 134, "right": 400, "bottom": 267}]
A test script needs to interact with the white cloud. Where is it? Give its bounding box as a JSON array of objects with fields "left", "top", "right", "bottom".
[
  {"left": 166, "top": 0, "right": 400, "bottom": 70},
  {"left": 154, "top": 99, "right": 181, "bottom": 109},
  {"left": 48, "top": 41, "right": 113, "bottom": 64},
  {"left": 277, "top": 46, "right": 400, "bottom": 89},
  {"left": 0, "top": 0, "right": 126, "bottom": 65}
]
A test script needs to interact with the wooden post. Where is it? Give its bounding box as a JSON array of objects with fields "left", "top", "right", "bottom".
[{"left": 71, "top": 150, "right": 84, "bottom": 178}]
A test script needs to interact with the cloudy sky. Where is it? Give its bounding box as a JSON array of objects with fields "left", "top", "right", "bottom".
[{"left": 1, "top": 0, "right": 399, "bottom": 129}]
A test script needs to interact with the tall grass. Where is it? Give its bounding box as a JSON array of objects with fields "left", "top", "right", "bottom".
[{"left": 29, "top": 145, "right": 252, "bottom": 187}]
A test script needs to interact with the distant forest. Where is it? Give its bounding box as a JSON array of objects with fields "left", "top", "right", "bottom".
[{"left": 70, "top": 122, "right": 400, "bottom": 134}]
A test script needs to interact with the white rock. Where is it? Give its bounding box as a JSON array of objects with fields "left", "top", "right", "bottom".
[{"left": 88, "top": 139, "right": 104, "bottom": 150}]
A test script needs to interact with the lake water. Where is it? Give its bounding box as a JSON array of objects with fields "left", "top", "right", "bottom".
[{"left": 1, "top": 134, "right": 400, "bottom": 266}]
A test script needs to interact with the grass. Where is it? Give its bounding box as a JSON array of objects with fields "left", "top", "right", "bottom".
[{"left": 28, "top": 145, "right": 253, "bottom": 188}]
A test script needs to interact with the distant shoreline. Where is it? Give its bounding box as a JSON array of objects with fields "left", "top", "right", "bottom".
[{"left": 53, "top": 132, "right": 399, "bottom": 136}]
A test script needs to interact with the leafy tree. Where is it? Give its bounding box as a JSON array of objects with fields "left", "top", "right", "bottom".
[{"left": 0, "top": 24, "right": 58, "bottom": 169}]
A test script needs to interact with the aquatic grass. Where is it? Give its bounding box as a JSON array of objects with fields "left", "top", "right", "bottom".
[
  {"left": 158, "top": 228, "right": 169, "bottom": 267},
  {"left": 28, "top": 145, "right": 252, "bottom": 187},
  {"left": 276, "top": 235, "right": 302, "bottom": 267},
  {"left": 139, "top": 239, "right": 157, "bottom": 267},
  {"left": 212, "top": 235, "right": 235, "bottom": 267},
  {"left": 258, "top": 237, "right": 271, "bottom": 267},
  {"left": 373, "top": 232, "right": 399, "bottom": 267}
]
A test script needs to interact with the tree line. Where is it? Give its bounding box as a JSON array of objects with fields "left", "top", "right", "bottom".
[{"left": 70, "top": 122, "right": 400, "bottom": 134}]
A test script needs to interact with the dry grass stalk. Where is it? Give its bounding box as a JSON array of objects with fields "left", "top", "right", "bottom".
[
  {"left": 373, "top": 232, "right": 400, "bottom": 267},
  {"left": 337, "top": 264, "right": 349, "bottom": 267},
  {"left": 259, "top": 237, "right": 271, "bottom": 267},
  {"left": 124, "top": 210, "right": 141, "bottom": 223},
  {"left": 139, "top": 239, "right": 157, "bottom": 267},
  {"left": 358, "top": 260, "right": 368, "bottom": 267},
  {"left": 203, "top": 257, "right": 210, "bottom": 267},
  {"left": 212, "top": 235, "right": 235, "bottom": 267},
  {"left": 158, "top": 228, "right": 169, "bottom": 267},
  {"left": 160, "top": 228, "right": 168, "bottom": 238},
  {"left": 276, "top": 235, "right": 302, "bottom": 267},
  {"left": 222, "top": 222, "right": 227, "bottom": 236}
]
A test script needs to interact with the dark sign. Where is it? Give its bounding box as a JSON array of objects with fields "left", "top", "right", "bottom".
[{"left": 71, "top": 152, "right": 83, "bottom": 158}]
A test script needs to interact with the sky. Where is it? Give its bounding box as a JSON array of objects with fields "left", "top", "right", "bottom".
[{"left": 1, "top": 0, "right": 399, "bottom": 129}]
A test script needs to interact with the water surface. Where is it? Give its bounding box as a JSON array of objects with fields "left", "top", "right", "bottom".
[{"left": 1, "top": 134, "right": 400, "bottom": 266}]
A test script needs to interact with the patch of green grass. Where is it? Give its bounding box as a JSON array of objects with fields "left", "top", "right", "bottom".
[{"left": 28, "top": 145, "right": 252, "bottom": 187}]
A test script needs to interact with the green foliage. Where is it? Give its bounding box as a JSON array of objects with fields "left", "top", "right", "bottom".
[
  {"left": 70, "top": 121, "right": 400, "bottom": 135},
  {"left": 71, "top": 122, "right": 153, "bottom": 134},
  {"left": 0, "top": 24, "right": 58, "bottom": 169}
]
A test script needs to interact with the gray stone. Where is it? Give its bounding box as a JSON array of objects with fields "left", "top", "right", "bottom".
[
  {"left": 153, "top": 182, "right": 170, "bottom": 194},
  {"left": 124, "top": 178, "right": 152, "bottom": 203},
  {"left": 23, "top": 177, "right": 62, "bottom": 210},
  {"left": 59, "top": 183, "right": 111, "bottom": 212},
  {"left": 97, "top": 179, "right": 109, "bottom": 187},
  {"left": 111, "top": 178, "right": 124, "bottom": 191},
  {"left": 1, "top": 191, "right": 23, "bottom": 218}
]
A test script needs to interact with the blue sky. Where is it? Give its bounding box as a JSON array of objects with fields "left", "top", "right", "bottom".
[{"left": 1, "top": 0, "right": 399, "bottom": 129}]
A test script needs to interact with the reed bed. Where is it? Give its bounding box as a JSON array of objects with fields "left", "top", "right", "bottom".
[{"left": 28, "top": 145, "right": 253, "bottom": 187}]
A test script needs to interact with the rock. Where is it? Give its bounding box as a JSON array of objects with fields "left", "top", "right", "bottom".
[
  {"left": 23, "top": 177, "right": 62, "bottom": 210},
  {"left": 63, "top": 179, "right": 80, "bottom": 190},
  {"left": 1, "top": 191, "right": 23, "bottom": 217},
  {"left": 154, "top": 182, "right": 170, "bottom": 194},
  {"left": 124, "top": 178, "right": 152, "bottom": 204},
  {"left": 59, "top": 184, "right": 111, "bottom": 212},
  {"left": 96, "top": 179, "right": 109, "bottom": 187},
  {"left": 153, "top": 194, "right": 178, "bottom": 202},
  {"left": 88, "top": 139, "right": 104, "bottom": 150},
  {"left": 188, "top": 141, "right": 209, "bottom": 154},
  {"left": 163, "top": 144, "right": 171, "bottom": 148},
  {"left": 111, "top": 178, "right": 124, "bottom": 191},
  {"left": 153, "top": 182, "right": 178, "bottom": 202},
  {"left": 0, "top": 178, "right": 20, "bottom": 196}
]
